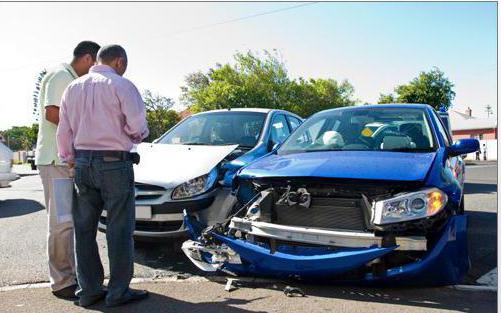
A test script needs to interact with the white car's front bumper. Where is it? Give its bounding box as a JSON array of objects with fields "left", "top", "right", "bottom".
[{"left": 0, "top": 172, "right": 19, "bottom": 187}]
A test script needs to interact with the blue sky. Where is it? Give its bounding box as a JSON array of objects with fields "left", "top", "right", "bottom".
[{"left": 0, "top": 2, "right": 497, "bottom": 130}]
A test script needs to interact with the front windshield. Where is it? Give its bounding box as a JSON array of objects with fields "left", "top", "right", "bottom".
[
  {"left": 159, "top": 112, "right": 266, "bottom": 147},
  {"left": 278, "top": 107, "right": 436, "bottom": 154}
]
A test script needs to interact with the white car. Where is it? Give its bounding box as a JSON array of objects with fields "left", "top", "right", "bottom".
[
  {"left": 98, "top": 108, "right": 302, "bottom": 240},
  {"left": 0, "top": 142, "right": 19, "bottom": 187}
]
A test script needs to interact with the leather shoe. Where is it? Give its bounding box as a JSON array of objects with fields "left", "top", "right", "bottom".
[
  {"left": 52, "top": 284, "right": 78, "bottom": 300},
  {"left": 106, "top": 289, "right": 149, "bottom": 307}
]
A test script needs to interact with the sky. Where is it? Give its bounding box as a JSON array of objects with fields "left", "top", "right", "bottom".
[{"left": 0, "top": 2, "right": 497, "bottom": 130}]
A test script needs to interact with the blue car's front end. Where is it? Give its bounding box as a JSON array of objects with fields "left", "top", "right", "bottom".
[{"left": 182, "top": 104, "right": 479, "bottom": 286}]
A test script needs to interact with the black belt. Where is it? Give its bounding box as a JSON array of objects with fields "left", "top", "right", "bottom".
[{"left": 75, "top": 150, "right": 140, "bottom": 164}]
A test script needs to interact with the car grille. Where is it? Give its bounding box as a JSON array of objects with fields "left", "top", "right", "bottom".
[
  {"left": 100, "top": 217, "right": 183, "bottom": 233},
  {"left": 274, "top": 197, "right": 367, "bottom": 231},
  {"left": 135, "top": 183, "right": 166, "bottom": 201}
]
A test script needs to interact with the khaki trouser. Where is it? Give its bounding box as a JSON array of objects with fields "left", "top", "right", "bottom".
[{"left": 39, "top": 165, "right": 77, "bottom": 291}]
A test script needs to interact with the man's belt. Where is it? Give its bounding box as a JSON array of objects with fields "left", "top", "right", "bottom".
[{"left": 75, "top": 150, "right": 140, "bottom": 164}]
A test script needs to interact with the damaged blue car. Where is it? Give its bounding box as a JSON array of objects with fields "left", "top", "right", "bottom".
[{"left": 182, "top": 104, "right": 479, "bottom": 286}]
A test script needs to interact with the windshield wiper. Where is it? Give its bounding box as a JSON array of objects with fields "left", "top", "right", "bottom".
[
  {"left": 181, "top": 142, "right": 208, "bottom": 145},
  {"left": 303, "top": 148, "right": 344, "bottom": 152},
  {"left": 383, "top": 148, "right": 435, "bottom": 153}
]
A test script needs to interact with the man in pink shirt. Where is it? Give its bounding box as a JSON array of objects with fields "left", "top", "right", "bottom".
[{"left": 57, "top": 45, "right": 149, "bottom": 307}]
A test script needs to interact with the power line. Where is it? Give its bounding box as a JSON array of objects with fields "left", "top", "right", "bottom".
[{"left": 161, "top": 2, "right": 318, "bottom": 38}]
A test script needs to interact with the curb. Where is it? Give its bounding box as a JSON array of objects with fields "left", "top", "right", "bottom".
[{"left": 0, "top": 276, "right": 496, "bottom": 293}]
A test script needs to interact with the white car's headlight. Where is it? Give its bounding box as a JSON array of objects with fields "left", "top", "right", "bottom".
[
  {"left": 373, "top": 188, "right": 447, "bottom": 225},
  {"left": 171, "top": 168, "right": 218, "bottom": 200}
]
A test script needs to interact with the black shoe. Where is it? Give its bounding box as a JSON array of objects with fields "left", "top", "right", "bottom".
[
  {"left": 105, "top": 289, "right": 149, "bottom": 307},
  {"left": 76, "top": 291, "right": 107, "bottom": 307},
  {"left": 52, "top": 284, "right": 78, "bottom": 300}
]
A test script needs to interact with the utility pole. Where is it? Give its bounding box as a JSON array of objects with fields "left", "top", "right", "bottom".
[{"left": 485, "top": 105, "right": 493, "bottom": 118}]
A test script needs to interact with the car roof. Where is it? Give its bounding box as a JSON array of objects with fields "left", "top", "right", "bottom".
[
  {"left": 193, "top": 108, "right": 273, "bottom": 115},
  {"left": 318, "top": 103, "right": 434, "bottom": 115}
]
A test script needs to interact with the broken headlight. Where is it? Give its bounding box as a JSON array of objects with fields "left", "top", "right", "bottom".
[
  {"left": 373, "top": 188, "right": 447, "bottom": 225},
  {"left": 171, "top": 167, "right": 218, "bottom": 200}
]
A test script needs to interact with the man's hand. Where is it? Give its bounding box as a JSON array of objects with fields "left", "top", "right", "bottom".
[
  {"left": 45, "top": 105, "right": 60, "bottom": 125},
  {"left": 68, "top": 161, "right": 75, "bottom": 178}
]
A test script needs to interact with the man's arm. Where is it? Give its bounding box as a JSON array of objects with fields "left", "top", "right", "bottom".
[
  {"left": 44, "top": 71, "right": 72, "bottom": 125},
  {"left": 117, "top": 80, "right": 149, "bottom": 143},
  {"left": 45, "top": 105, "right": 59, "bottom": 125},
  {"left": 56, "top": 89, "right": 75, "bottom": 166}
]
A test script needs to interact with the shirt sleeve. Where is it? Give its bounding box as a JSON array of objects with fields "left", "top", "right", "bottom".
[
  {"left": 56, "top": 87, "right": 74, "bottom": 163},
  {"left": 116, "top": 79, "right": 150, "bottom": 144},
  {"left": 44, "top": 70, "right": 73, "bottom": 107}
]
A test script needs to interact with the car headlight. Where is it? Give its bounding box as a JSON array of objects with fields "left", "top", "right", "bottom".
[
  {"left": 171, "top": 167, "right": 218, "bottom": 200},
  {"left": 373, "top": 188, "right": 447, "bottom": 225}
]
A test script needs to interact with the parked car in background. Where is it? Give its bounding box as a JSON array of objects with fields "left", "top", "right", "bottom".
[
  {"left": 99, "top": 108, "right": 302, "bottom": 239},
  {"left": 183, "top": 104, "right": 479, "bottom": 286},
  {"left": 0, "top": 141, "right": 19, "bottom": 187}
]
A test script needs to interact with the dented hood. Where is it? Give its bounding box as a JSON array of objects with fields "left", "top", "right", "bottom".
[
  {"left": 134, "top": 143, "right": 238, "bottom": 189},
  {"left": 239, "top": 150, "right": 436, "bottom": 182}
]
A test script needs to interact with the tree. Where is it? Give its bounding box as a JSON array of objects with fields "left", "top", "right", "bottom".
[
  {"left": 181, "top": 50, "right": 355, "bottom": 117},
  {"left": 377, "top": 93, "right": 396, "bottom": 104},
  {"left": 1, "top": 124, "right": 38, "bottom": 151},
  {"left": 378, "top": 67, "right": 455, "bottom": 110},
  {"left": 142, "top": 90, "right": 180, "bottom": 142}
]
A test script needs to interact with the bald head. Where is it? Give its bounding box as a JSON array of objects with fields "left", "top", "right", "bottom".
[{"left": 97, "top": 44, "right": 128, "bottom": 76}]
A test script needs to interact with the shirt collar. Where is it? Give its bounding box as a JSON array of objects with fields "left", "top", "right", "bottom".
[
  {"left": 62, "top": 63, "right": 78, "bottom": 79},
  {"left": 90, "top": 64, "right": 117, "bottom": 74}
]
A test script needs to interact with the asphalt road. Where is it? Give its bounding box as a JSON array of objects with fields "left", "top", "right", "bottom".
[{"left": 0, "top": 163, "right": 497, "bottom": 312}]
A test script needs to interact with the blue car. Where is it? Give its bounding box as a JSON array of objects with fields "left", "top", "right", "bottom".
[{"left": 182, "top": 104, "right": 479, "bottom": 286}]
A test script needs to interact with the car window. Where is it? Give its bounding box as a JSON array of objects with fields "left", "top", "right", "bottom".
[
  {"left": 270, "top": 114, "right": 291, "bottom": 144},
  {"left": 431, "top": 111, "right": 451, "bottom": 146},
  {"left": 279, "top": 108, "right": 436, "bottom": 155},
  {"left": 287, "top": 116, "right": 302, "bottom": 132},
  {"left": 159, "top": 112, "right": 266, "bottom": 147}
]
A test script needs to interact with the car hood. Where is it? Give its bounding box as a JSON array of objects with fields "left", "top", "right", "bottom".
[
  {"left": 134, "top": 143, "right": 238, "bottom": 189},
  {"left": 239, "top": 151, "right": 436, "bottom": 182}
]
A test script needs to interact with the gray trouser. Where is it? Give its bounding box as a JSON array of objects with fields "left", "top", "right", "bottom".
[
  {"left": 39, "top": 165, "right": 77, "bottom": 292},
  {"left": 73, "top": 155, "right": 135, "bottom": 304}
]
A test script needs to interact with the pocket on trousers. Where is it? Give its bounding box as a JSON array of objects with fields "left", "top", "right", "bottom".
[{"left": 101, "top": 164, "right": 133, "bottom": 196}]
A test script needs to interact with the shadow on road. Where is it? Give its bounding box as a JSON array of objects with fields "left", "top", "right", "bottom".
[
  {"left": 0, "top": 199, "right": 44, "bottom": 218},
  {"left": 464, "top": 182, "right": 497, "bottom": 194},
  {"left": 466, "top": 211, "right": 497, "bottom": 284},
  {"left": 133, "top": 239, "right": 203, "bottom": 278},
  {"left": 84, "top": 293, "right": 267, "bottom": 313}
]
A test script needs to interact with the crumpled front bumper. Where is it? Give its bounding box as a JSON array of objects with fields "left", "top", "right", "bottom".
[{"left": 182, "top": 214, "right": 469, "bottom": 286}]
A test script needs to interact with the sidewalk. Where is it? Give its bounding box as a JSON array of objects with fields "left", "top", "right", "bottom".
[{"left": 0, "top": 277, "right": 496, "bottom": 313}]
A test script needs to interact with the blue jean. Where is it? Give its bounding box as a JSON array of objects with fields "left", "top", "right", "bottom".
[{"left": 73, "top": 155, "right": 135, "bottom": 304}]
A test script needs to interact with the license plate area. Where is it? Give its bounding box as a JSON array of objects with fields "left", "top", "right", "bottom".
[{"left": 136, "top": 206, "right": 152, "bottom": 219}]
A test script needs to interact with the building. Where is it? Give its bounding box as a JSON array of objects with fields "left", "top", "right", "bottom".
[{"left": 449, "top": 107, "right": 497, "bottom": 160}]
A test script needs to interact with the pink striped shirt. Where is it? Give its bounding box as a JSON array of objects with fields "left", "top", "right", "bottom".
[{"left": 57, "top": 64, "right": 149, "bottom": 163}]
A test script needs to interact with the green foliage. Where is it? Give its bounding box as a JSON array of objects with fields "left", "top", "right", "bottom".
[
  {"left": 181, "top": 50, "right": 355, "bottom": 117},
  {"left": 378, "top": 67, "right": 455, "bottom": 110},
  {"left": 377, "top": 93, "right": 396, "bottom": 104},
  {"left": 142, "top": 90, "right": 180, "bottom": 142},
  {"left": 1, "top": 124, "right": 38, "bottom": 151}
]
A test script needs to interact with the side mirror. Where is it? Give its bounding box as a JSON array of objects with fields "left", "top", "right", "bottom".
[{"left": 447, "top": 139, "right": 480, "bottom": 157}]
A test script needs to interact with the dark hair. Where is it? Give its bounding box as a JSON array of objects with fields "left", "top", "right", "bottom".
[
  {"left": 97, "top": 45, "right": 127, "bottom": 64},
  {"left": 73, "top": 41, "right": 101, "bottom": 61}
]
